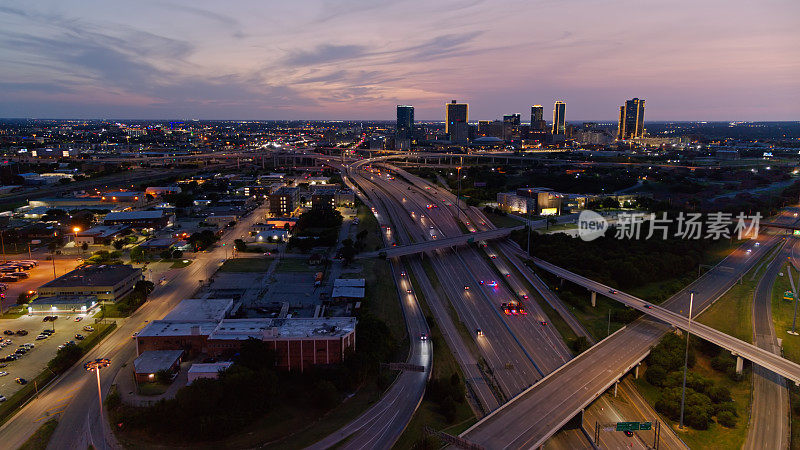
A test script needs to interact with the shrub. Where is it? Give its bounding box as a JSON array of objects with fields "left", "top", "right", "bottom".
[{"left": 717, "top": 410, "right": 737, "bottom": 428}]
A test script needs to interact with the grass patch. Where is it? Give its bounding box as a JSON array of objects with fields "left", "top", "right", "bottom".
[
  {"left": 275, "top": 258, "right": 317, "bottom": 273},
  {"left": 770, "top": 263, "right": 800, "bottom": 363},
  {"left": 219, "top": 257, "right": 272, "bottom": 273},
  {"left": 355, "top": 204, "right": 383, "bottom": 252},
  {"left": 634, "top": 355, "right": 752, "bottom": 450},
  {"left": 482, "top": 211, "right": 522, "bottom": 229},
  {"left": 138, "top": 383, "right": 169, "bottom": 396},
  {"left": 17, "top": 418, "right": 58, "bottom": 450},
  {"left": 0, "top": 305, "right": 27, "bottom": 319},
  {"left": 356, "top": 259, "right": 406, "bottom": 341}
]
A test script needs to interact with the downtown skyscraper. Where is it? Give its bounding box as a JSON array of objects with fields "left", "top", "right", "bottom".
[
  {"left": 446, "top": 100, "right": 469, "bottom": 144},
  {"left": 530, "top": 105, "right": 545, "bottom": 132},
  {"left": 617, "top": 98, "right": 645, "bottom": 140},
  {"left": 552, "top": 101, "right": 566, "bottom": 135},
  {"left": 396, "top": 105, "right": 414, "bottom": 150}
]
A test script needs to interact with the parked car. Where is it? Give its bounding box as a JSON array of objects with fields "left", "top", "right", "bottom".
[
  {"left": 16, "top": 330, "right": 27, "bottom": 336},
  {"left": 0, "top": 395, "right": 6, "bottom": 402},
  {"left": 2, "top": 330, "right": 13, "bottom": 336},
  {"left": 35, "top": 335, "right": 47, "bottom": 340},
  {"left": 74, "top": 334, "right": 84, "bottom": 340},
  {"left": 0, "top": 371, "right": 8, "bottom": 377},
  {"left": 14, "top": 378, "right": 27, "bottom": 385},
  {"left": 74, "top": 316, "right": 83, "bottom": 322},
  {"left": 83, "top": 326, "right": 94, "bottom": 332},
  {"left": 0, "top": 277, "right": 18, "bottom": 283}
]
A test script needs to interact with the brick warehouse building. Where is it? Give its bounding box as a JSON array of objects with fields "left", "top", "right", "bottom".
[{"left": 135, "top": 317, "right": 356, "bottom": 371}]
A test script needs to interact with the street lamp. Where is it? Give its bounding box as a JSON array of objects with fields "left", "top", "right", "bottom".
[
  {"left": 679, "top": 291, "right": 694, "bottom": 430},
  {"left": 84, "top": 358, "right": 111, "bottom": 412}
]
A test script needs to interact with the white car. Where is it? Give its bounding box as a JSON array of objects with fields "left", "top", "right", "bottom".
[
  {"left": 0, "top": 371, "right": 7, "bottom": 377},
  {"left": 0, "top": 395, "right": 6, "bottom": 402}
]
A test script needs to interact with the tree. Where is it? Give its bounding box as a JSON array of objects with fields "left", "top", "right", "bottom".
[
  {"left": 130, "top": 246, "right": 145, "bottom": 263},
  {"left": 112, "top": 239, "right": 125, "bottom": 250},
  {"left": 234, "top": 239, "right": 247, "bottom": 252},
  {"left": 48, "top": 343, "right": 83, "bottom": 374},
  {"left": 312, "top": 380, "right": 340, "bottom": 409},
  {"left": 155, "top": 369, "right": 173, "bottom": 385},
  {"left": 645, "top": 366, "right": 667, "bottom": 387},
  {"left": 717, "top": 410, "right": 737, "bottom": 428},
  {"left": 81, "top": 242, "right": 89, "bottom": 251}
]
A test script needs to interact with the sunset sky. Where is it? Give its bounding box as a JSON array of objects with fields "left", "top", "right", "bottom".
[{"left": 0, "top": 0, "right": 798, "bottom": 121}]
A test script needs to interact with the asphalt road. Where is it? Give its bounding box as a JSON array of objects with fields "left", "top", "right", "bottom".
[
  {"left": 0, "top": 204, "right": 269, "bottom": 449},
  {"left": 743, "top": 241, "right": 790, "bottom": 450},
  {"left": 462, "top": 217, "right": 792, "bottom": 447}
]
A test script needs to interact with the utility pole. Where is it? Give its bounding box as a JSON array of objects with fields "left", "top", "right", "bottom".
[
  {"left": 679, "top": 291, "right": 695, "bottom": 429},
  {"left": 788, "top": 265, "right": 799, "bottom": 335}
]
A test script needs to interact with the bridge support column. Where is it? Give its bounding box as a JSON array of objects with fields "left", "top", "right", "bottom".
[
  {"left": 613, "top": 381, "right": 618, "bottom": 397},
  {"left": 634, "top": 363, "right": 640, "bottom": 379},
  {"left": 735, "top": 356, "right": 744, "bottom": 375},
  {"left": 591, "top": 291, "right": 596, "bottom": 308}
]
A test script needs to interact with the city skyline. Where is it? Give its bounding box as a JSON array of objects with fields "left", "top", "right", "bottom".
[{"left": 0, "top": 1, "right": 798, "bottom": 121}]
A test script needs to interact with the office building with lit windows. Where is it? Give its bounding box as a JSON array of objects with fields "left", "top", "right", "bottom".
[
  {"left": 396, "top": 105, "right": 414, "bottom": 150},
  {"left": 552, "top": 101, "right": 566, "bottom": 135},
  {"left": 269, "top": 186, "right": 299, "bottom": 217},
  {"left": 617, "top": 98, "right": 646, "bottom": 140},
  {"left": 445, "top": 100, "right": 469, "bottom": 144},
  {"left": 530, "top": 105, "right": 546, "bottom": 132}
]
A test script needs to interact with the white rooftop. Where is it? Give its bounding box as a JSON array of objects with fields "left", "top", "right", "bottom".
[
  {"left": 188, "top": 361, "right": 233, "bottom": 374},
  {"left": 331, "top": 286, "right": 365, "bottom": 299},
  {"left": 164, "top": 298, "right": 234, "bottom": 322},
  {"left": 137, "top": 320, "right": 219, "bottom": 338},
  {"left": 208, "top": 317, "right": 357, "bottom": 341}
]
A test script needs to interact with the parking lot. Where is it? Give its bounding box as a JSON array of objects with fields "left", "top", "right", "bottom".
[
  {"left": 0, "top": 313, "right": 93, "bottom": 400},
  {"left": 0, "top": 255, "right": 81, "bottom": 313}
]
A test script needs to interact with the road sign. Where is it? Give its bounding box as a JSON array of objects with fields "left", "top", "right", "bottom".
[
  {"left": 615, "top": 422, "right": 640, "bottom": 432},
  {"left": 640, "top": 422, "right": 652, "bottom": 430},
  {"left": 784, "top": 290, "right": 795, "bottom": 301}
]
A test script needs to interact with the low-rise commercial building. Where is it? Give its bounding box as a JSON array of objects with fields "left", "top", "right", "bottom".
[
  {"left": 188, "top": 362, "right": 233, "bottom": 384},
  {"left": 133, "top": 350, "right": 184, "bottom": 383},
  {"left": 103, "top": 210, "right": 174, "bottom": 229},
  {"left": 136, "top": 317, "right": 357, "bottom": 371},
  {"left": 27, "top": 295, "right": 98, "bottom": 314},
  {"left": 497, "top": 188, "right": 563, "bottom": 215},
  {"left": 75, "top": 225, "right": 129, "bottom": 246},
  {"left": 36, "top": 264, "right": 142, "bottom": 302}
]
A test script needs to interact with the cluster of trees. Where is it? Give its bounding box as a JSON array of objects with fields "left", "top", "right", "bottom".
[
  {"left": 85, "top": 250, "right": 123, "bottom": 265},
  {"left": 187, "top": 230, "right": 218, "bottom": 251},
  {"left": 646, "top": 334, "right": 739, "bottom": 429},
  {"left": 112, "top": 315, "right": 400, "bottom": 441},
  {"left": 113, "top": 280, "right": 155, "bottom": 316},
  {"left": 338, "top": 230, "right": 368, "bottom": 264},
  {"left": 511, "top": 219, "right": 715, "bottom": 291},
  {"left": 288, "top": 208, "right": 343, "bottom": 252}
]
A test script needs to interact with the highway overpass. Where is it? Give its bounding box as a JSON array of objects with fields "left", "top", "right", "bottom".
[
  {"left": 361, "top": 226, "right": 523, "bottom": 258},
  {"left": 531, "top": 257, "right": 800, "bottom": 383}
]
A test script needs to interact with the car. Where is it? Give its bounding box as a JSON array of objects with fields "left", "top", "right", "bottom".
[
  {"left": 464, "top": 286, "right": 470, "bottom": 290},
  {"left": 14, "top": 377, "right": 27, "bottom": 385},
  {"left": 406, "top": 289, "right": 412, "bottom": 294},
  {"left": 83, "top": 326, "right": 95, "bottom": 332},
  {"left": 131, "top": 331, "right": 139, "bottom": 339},
  {"left": 42, "top": 329, "right": 54, "bottom": 335},
  {"left": 505, "top": 273, "right": 511, "bottom": 277},
  {"left": 608, "top": 289, "right": 617, "bottom": 294},
  {"left": 746, "top": 249, "right": 752, "bottom": 254},
  {"left": 16, "top": 330, "right": 27, "bottom": 336},
  {"left": 75, "top": 334, "right": 84, "bottom": 340},
  {"left": 521, "top": 294, "right": 529, "bottom": 300},
  {"left": 0, "top": 395, "right": 6, "bottom": 402},
  {"left": 35, "top": 335, "right": 47, "bottom": 340},
  {"left": 0, "top": 276, "right": 18, "bottom": 283},
  {"left": 400, "top": 271, "right": 406, "bottom": 276},
  {"left": 645, "top": 304, "right": 653, "bottom": 309},
  {"left": 419, "top": 333, "right": 428, "bottom": 341},
  {"left": 74, "top": 316, "right": 83, "bottom": 322},
  {"left": 501, "top": 303, "right": 512, "bottom": 315},
  {"left": 487, "top": 281, "right": 498, "bottom": 287},
  {"left": 3, "top": 355, "right": 17, "bottom": 362},
  {"left": 0, "top": 371, "right": 7, "bottom": 377},
  {"left": 479, "top": 280, "right": 485, "bottom": 285},
  {"left": 624, "top": 430, "right": 633, "bottom": 437},
  {"left": 518, "top": 306, "right": 528, "bottom": 315},
  {"left": 540, "top": 320, "right": 548, "bottom": 326},
  {"left": 476, "top": 328, "right": 484, "bottom": 336},
  {"left": 490, "top": 255, "right": 497, "bottom": 259},
  {"left": 2, "top": 330, "right": 12, "bottom": 336},
  {"left": 755, "top": 242, "right": 761, "bottom": 247},
  {"left": 22, "top": 343, "right": 33, "bottom": 348}
]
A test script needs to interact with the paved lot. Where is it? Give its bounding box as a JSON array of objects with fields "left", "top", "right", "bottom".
[
  {"left": 0, "top": 255, "right": 81, "bottom": 313},
  {"left": 0, "top": 313, "right": 93, "bottom": 400}
]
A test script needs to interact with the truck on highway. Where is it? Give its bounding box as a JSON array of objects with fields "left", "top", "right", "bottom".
[{"left": 429, "top": 228, "right": 438, "bottom": 239}]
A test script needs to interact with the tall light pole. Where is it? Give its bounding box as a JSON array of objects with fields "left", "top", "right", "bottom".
[
  {"left": 456, "top": 166, "right": 462, "bottom": 224},
  {"left": 84, "top": 358, "right": 111, "bottom": 412},
  {"left": 679, "top": 291, "right": 694, "bottom": 430},
  {"left": 73, "top": 227, "right": 81, "bottom": 258}
]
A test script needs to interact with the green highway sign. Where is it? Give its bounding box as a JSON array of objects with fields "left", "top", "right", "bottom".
[
  {"left": 784, "top": 290, "right": 795, "bottom": 301},
  {"left": 615, "top": 422, "right": 639, "bottom": 432},
  {"left": 640, "top": 422, "right": 652, "bottom": 431}
]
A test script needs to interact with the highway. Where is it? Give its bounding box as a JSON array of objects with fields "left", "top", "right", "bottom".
[
  {"left": 462, "top": 211, "right": 793, "bottom": 448},
  {"left": 744, "top": 241, "right": 791, "bottom": 450},
  {"left": 0, "top": 204, "right": 270, "bottom": 449},
  {"left": 310, "top": 169, "right": 432, "bottom": 449}
]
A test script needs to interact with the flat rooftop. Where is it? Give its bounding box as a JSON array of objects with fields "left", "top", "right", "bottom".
[
  {"left": 333, "top": 278, "right": 365, "bottom": 288},
  {"left": 134, "top": 350, "right": 184, "bottom": 374},
  {"left": 164, "top": 298, "right": 234, "bottom": 322},
  {"left": 331, "top": 286, "right": 365, "bottom": 298},
  {"left": 39, "top": 265, "right": 140, "bottom": 289},
  {"left": 137, "top": 320, "right": 220, "bottom": 338},
  {"left": 208, "top": 317, "right": 357, "bottom": 341},
  {"left": 188, "top": 361, "right": 233, "bottom": 374}
]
